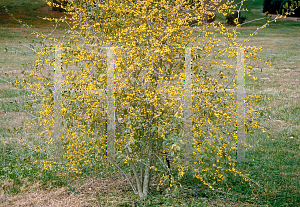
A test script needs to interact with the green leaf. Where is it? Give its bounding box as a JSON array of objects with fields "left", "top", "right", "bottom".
[
  {"left": 69, "top": 186, "right": 75, "bottom": 192},
  {"left": 128, "top": 146, "right": 132, "bottom": 153},
  {"left": 124, "top": 108, "right": 128, "bottom": 115},
  {"left": 151, "top": 126, "right": 157, "bottom": 133}
]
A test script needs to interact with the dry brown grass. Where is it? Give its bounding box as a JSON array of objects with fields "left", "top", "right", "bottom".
[
  {"left": 0, "top": 176, "right": 133, "bottom": 207},
  {"left": 1, "top": 187, "right": 85, "bottom": 207}
]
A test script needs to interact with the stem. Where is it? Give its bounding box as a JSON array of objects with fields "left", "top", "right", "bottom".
[
  {"left": 115, "top": 113, "right": 142, "bottom": 196},
  {"left": 139, "top": 150, "right": 143, "bottom": 187},
  {"left": 112, "top": 160, "right": 138, "bottom": 195},
  {"left": 125, "top": 146, "right": 143, "bottom": 197},
  {"left": 142, "top": 131, "right": 154, "bottom": 196},
  {"left": 141, "top": 101, "right": 157, "bottom": 197}
]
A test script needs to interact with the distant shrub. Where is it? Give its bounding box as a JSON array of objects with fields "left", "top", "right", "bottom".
[
  {"left": 225, "top": 12, "right": 247, "bottom": 25},
  {"left": 280, "top": 0, "right": 300, "bottom": 16},
  {"left": 263, "top": 0, "right": 300, "bottom": 16}
]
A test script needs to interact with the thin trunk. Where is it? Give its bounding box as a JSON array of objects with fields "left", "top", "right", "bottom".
[
  {"left": 139, "top": 150, "right": 143, "bottom": 187},
  {"left": 116, "top": 113, "right": 143, "bottom": 197},
  {"left": 142, "top": 132, "right": 153, "bottom": 196},
  {"left": 125, "top": 147, "right": 144, "bottom": 197},
  {"left": 141, "top": 99, "right": 156, "bottom": 197}
]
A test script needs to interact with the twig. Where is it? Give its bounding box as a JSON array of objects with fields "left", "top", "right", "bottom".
[
  {"left": 185, "top": 70, "right": 237, "bottom": 120},
  {"left": 111, "top": 160, "right": 138, "bottom": 195}
]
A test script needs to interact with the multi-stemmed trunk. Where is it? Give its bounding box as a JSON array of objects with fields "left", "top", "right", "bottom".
[{"left": 114, "top": 57, "right": 161, "bottom": 198}]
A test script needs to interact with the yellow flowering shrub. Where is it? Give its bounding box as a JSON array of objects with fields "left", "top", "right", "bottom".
[{"left": 17, "top": 0, "right": 277, "bottom": 198}]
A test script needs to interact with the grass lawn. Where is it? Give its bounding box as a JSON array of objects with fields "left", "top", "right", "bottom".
[{"left": 0, "top": 0, "right": 299, "bottom": 206}]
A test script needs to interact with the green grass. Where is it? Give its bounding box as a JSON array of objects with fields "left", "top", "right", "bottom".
[
  {"left": 0, "top": 29, "right": 20, "bottom": 38},
  {"left": 0, "top": 0, "right": 300, "bottom": 206},
  {"left": 0, "top": 142, "right": 67, "bottom": 195},
  {"left": 0, "top": 89, "right": 28, "bottom": 99}
]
